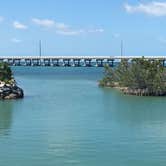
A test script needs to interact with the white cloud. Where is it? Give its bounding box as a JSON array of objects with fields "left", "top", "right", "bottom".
[
  {"left": 32, "top": 18, "right": 104, "bottom": 36},
  {"left": 32, "top": 18, "right": 71, "bottom": 31},
  {"left": 13, "top": 21, "right": 28, "bottom": 29},
  {"left": 124, "top": 1, "right": 166, "bottom": 16},
  {"left": 55, "top": 22, "right": 69, "bottom": 30},
  {"left": 56, "top": 28, "right": 104, "bottom": 36},
  {"left": 56, "top": 29, "right": 84, "bottom": 36},
  {"left": 88, "top": 28, "right": 104, "bottom": 33},
  {"left": 32, "top": 18, "right": 55, "bottom": 28},
  {"left": 11, "top": 38, "right": 22, "bottom": 43}
]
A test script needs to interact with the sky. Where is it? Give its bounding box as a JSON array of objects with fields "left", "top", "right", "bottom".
[{"left": 0, "top": 0, "right": 166, "bottom": 56}]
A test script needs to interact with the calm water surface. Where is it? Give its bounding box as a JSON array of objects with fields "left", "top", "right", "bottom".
[{"left": 0, "top": 67, "right": 166, "bottom": 166}]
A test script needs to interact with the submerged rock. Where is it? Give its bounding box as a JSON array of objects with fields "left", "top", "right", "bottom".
[{"left": 0, "top": 82, "right": 24, "bottom": 99}]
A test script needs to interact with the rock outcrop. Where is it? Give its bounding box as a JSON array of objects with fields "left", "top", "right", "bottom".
[{"left": 0, "top": 80, "right": 24, "bottom": 99}]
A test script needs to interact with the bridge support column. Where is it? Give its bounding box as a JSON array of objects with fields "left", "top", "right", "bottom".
[
  {"left": 162, "top": 60, "right": 165, "bottom": 67},
  {"left": 64, "top": 59, "right": 71, "bottom": 67},
  {"left": 7, "top": 59, "right": 14, "bottom": 66},
  {"left": 25, "top": 59, "right": 32, "bottom": 66},
  {"left": 32, "top": 59, "right": 40, "bottom": 66},
  {"left": 96, "top": 59, "right": 104, "bottom": 67},
  {"left": 107, "top": 59, "right": 114, "bottom": 67},
  {"left": 43, "top": 59, "right": 51, "bottom": 66},
  {"left": 73, "top": 59, "right": 81, "bottom": 67},
  {"left": 52, "top": 59, "right": 59, "bottom": 66},
  {"left": 13, "top": 59, "right": 21, "bottom": 66},
  {"left": 85, "top": 59, "right": 92, "bottom": 67}
]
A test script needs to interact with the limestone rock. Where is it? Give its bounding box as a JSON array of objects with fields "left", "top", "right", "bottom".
[{"left": 0, "top": 81, "right": 24, "bottom": 100}]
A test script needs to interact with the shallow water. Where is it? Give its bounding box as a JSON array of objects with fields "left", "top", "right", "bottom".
[{"left": 0, "top": 67, "right": 166, "bottom": 166}]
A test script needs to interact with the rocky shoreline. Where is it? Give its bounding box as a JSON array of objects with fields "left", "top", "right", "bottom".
[
  {"left": 0, "top": 81, "right": 24, "bottom": 99},
  {"left": 119, "top": 87, "right": 166, "bottom": 96},
  {"left": 102, "top": 82, "right": 166, "bottom": 96}
]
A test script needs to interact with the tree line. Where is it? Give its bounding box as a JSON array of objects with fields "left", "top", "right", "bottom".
[{"left": 99, "top": 58, "right": 166, "bottom": 96}]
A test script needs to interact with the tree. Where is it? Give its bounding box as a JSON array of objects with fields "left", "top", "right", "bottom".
[
  {"left": 0, "top": 62, "right": 13, "bottom": 82},
  {"left": 100, "top": 57, "right": 166, "bottom": 96}
]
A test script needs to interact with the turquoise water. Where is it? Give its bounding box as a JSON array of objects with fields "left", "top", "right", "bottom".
[{"left": 0, "top": 67, "right": 166, "bottom": 166}]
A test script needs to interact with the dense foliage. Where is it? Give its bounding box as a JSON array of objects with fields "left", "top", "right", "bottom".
[
  {"left": 0, "top": 62, "right": 13, "bottom": 82},
  {"left": 100, "top": 58, "right": 166, "bottom": 96}
]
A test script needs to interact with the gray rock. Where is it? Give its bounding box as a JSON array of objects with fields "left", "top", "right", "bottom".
[{"left": 0, "top": 84, "right": 24, "bottom": 100}]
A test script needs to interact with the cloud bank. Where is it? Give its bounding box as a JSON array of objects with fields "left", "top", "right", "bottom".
[
  {"left": 32, "top": 18, "right": 104, "bottom": 36},
  {"left": 124, "top": 1, "right": 166, "bottom": 16}
]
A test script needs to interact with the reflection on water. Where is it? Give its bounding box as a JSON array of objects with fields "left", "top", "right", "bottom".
[
  {"left": 101, "top": 88, "right": 166, "bottom": 125},
  {"left": 0, "top": 101, "right": 13, "bottom": 136}
]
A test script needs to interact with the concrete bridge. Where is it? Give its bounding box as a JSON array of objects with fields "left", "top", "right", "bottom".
[{"left": 0, "top": 56, "right": 166, "bottom": 67}]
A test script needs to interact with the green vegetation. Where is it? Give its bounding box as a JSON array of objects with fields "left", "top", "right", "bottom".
[
  {"left": 99, "top": 58, "right": 166, "bottom": 96},
  {"left": 0, "top": 62, "right": 24, "bottom": 99},
  {"left": 0, "top": 62, "right": 13, "bottom": 82}
]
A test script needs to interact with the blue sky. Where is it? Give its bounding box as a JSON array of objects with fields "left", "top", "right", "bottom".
[{"left": 0, "top": 0, "right": 166, "bottom": 56}]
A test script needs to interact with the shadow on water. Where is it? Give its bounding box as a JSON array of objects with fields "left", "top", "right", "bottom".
[
  {"left": 0, "top": 101, "right": 14, "bottom": 136},
  {"left": 100, "top": 87, "right": 166, "bottom": 126}
]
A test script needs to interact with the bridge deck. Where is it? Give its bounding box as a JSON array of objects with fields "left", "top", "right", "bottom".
[
  {"left": 0, "top": 56, "right": 166, "bottom": 60},
  {"left": 0, "top": 56, "right": 165, "bottom": 67}
]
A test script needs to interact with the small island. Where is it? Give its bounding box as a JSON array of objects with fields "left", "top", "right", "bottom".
[
  {"left": 99, "top": 58, "right": 166, "bottom": 96},
  {"left": 0, "top": 62, "right": 24, "bottom": 99}
]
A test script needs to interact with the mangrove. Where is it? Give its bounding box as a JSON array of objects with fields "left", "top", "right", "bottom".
[{"left": 99, "top": 57, "right": 166, "bottom": 96}]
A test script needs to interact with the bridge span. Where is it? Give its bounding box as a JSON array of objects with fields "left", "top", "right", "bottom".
[{"left": 0, "top": 56, "right": 166, "bottom": 67}]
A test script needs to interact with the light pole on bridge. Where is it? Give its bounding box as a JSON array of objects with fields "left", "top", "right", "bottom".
[
  {"left": 121, "top": 39, "right": 123, "bottom": 58},
  {"left": 39, "top": 40, "right": 42, "bottom": 65}
]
